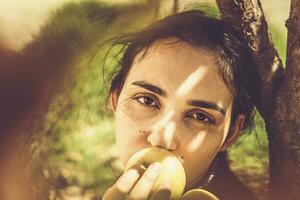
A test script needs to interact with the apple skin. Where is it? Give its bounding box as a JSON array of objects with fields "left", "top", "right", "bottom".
[
  {"left": 125, "top": 147, "right": 186, "bottom": 200},
  {"left": 181, "top": 189, "right": 219, "bottom": 200}
]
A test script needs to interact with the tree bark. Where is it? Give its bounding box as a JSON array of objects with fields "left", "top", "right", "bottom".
[
  {"left": 273, "top": 0, "right": 300, "bottom": 198},
  {"left": 216, "top": 0, "right": 300, "bottom": 199}
]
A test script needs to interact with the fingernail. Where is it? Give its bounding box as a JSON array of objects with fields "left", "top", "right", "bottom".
[{"left": 140, "top": 163, "right": 147, "bottom": 172}]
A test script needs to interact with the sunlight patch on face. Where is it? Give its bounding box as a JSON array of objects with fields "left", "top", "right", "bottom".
[
  {"left": 188, "top": 131, "right": 208, "bottom": 152},
  {"left": 175, "top": 67, "right": 208, "bottom": 98},
  {"left": 163, "top": 121, "right": 176, "bottom": 147},
  {"left": 151, "top": 109, "right": 175, "bottom": 133}
]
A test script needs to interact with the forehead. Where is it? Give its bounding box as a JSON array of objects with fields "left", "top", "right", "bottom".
[{"left": 124, "top": 40, "right": 233, "bottom": 106}]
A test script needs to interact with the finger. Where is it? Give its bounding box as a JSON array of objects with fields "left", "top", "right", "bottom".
[
  {"left": 102, "top": 168, "right": 141, "bottom": 200},
  {"left": 128, "top": 162, "right": 162, "bottom": 200},
  {"left": 149, "top": 187, "right": 171, "bottom": 200}
]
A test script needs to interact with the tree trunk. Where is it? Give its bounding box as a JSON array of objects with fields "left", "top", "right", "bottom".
[
  {"left": 216, "top": 0, "right": 300, "bottom": 199},
  {"left": 273, "top": 0, "right": 300, "bottom": 198}
]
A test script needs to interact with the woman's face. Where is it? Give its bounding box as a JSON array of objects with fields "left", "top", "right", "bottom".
[{"left": 112, "top": 40, "right": 244, "bottom": 189}]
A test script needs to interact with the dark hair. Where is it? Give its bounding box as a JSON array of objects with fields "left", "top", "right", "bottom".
[{"left": 108, "top": 10, "right": 261, "bottom": 131}]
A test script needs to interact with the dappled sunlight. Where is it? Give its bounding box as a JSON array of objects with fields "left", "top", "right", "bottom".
[
  {"left": 188, "top": 131, "right": 208, "bottom": 152},
  {"left": 150, "top": 66, "right": 209, "bottom": 149},
  {"left": 175, "top": 66, "right": 208, "bottom": 98},
  {"left": 151, "top": 66, "right": 209, "bottom": 133},
  {"left": 151, "top": 109, "right": 175, "bottom": 133},
  {"left": 162, "top": 121, "right": 176, "bottom": 148}
]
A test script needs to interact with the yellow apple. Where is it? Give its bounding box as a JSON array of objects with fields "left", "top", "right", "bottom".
[
  {"left": 181, "top": 189, "right": 219, "bottom": 200},
  {"left": 125, "top": 147, "right": 186, "bottom": 200}
]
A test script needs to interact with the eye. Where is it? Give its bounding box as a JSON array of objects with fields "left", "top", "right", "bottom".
[
  {"left": 187, "top": 111, "right": 215, "bottom": 125},
  {"left": 132, "top": 94, "right": 159, "bottom": 109}
]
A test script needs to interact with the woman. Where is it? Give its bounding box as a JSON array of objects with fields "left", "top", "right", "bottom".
[{"left": 103, "top": 10, "right": 261, "bottom": 200}]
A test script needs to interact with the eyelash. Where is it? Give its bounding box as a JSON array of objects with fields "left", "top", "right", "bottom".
[
  {"left": 186, "top": 110, "right": 216, "bottom": 125},
  {"left": 131, "top": 93, "right": 216, "bottom": 125},
  {"left": 131, "top": 93, "right": 160, "bottom": 109}
]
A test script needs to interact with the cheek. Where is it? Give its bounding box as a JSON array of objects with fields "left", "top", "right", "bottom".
[
  {"left": 180, "top": 128, "right": 226, "bottom": 185},
  {"left": 115, "top": 101, "right": 154, "bottom": 165},
  {"left": 183, "top": 125, "right": 225, "bottom": 154},
  {"left": 117, "top": 96, "right": 158, "bottom": 123}
]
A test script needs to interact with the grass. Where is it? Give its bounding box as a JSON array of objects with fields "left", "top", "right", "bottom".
[{"left": 228, "top": 113, "right": 269, "bottom": 199}]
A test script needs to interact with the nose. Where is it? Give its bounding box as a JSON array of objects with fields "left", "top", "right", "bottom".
[{"left": 146, "top": 121, "right": 178, "bottom": 151}]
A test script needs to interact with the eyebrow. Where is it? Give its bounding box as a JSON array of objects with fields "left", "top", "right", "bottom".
[
  {"left": 131, "top": 81, "right": 226, "bottom": 116},
  {"left": 131, "top": 81, "right": 167, "bottom": 97}
]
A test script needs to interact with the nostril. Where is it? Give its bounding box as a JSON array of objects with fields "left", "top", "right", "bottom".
[{"left": 155, "top": 145, "right": 165, "bottom": 149}]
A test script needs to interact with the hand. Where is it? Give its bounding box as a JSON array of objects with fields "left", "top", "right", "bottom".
[{"left": 102, "top": 162, "right": 171, "bottom": 200}]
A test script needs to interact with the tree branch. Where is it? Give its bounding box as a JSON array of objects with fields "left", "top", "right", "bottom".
[
  {"left": 215, "top": 0, "right": 284, "bottom": 119},
  {"left": 286, "top": 0, "right": 300, "bottom": 75}
]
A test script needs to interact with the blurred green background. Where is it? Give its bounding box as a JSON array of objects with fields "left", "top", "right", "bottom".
[{"left": 1, "top": 0, "right": 288, "bottom": 199}]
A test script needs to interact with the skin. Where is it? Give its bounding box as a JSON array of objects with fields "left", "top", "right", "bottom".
[{"left": 103, "top": 39, "right": 245, "bottom": 200}]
